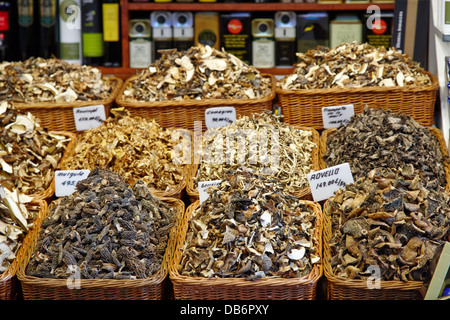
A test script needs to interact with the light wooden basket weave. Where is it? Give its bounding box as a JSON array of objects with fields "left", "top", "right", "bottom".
[
  {"left": 319, "top": 126, "right": 450, "bottom": 192},
  {"left": 17, "top": 197, "right": 184, "bottom": 300},
  {"left": 322, "top": 201, "right": 426, "bottom": 300},
  {"left": 276, "top": 71, "right": 439, "bottom": 130},
  {"left": 0, "top": 200, "right": 47, "bottom": 300},
  {"left": 14, "top": 77, "right": 123, "bottom": 132},
  {"left": 186, "top": 125, "right": 321, "bottom": 203},
  {"left": 169, "top": 200, "right": 323, "bottom": 300},
  {"left": 115, "top": 74, "right": 276, "bottom": 132}
]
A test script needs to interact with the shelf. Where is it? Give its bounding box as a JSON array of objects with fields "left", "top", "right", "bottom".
[{"left": 127, "top": 2, "right": 395, "bottom": 11}]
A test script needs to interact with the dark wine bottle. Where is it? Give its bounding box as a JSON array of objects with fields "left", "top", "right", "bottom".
[
  {"left": 0, "top": 1, "right": 11, "bottom": 61},
  {"left": 102, "top": 0, "right": 121, "bottom": 67},
  {"left": 39, "top": 0, "right": 57, "bottom": 58},
  {"left": 17, "top": 0, "right": 37, "bottom": 60},
  {"left": 82, "top": 0, "right": 103, "bottom": 66}
]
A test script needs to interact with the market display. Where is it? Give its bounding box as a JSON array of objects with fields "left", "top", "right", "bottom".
[
  {"left": 195, "top": 111, "right": 317, "bottom": 195},
  {"left": 0, "top": 57, "right": 115, "bottom": 103},
  {"left": 179, "top": 169, "right": 320, "bottom": 279},
  {"left": 121, "top": 45, "right": 272, "bottom": 101},
  {"left": 25, "top": 168, "right": 176, "bottom": 280},
  {"left": 62, "top": 110, "right": 188, "bottom": 193},
  {"left": 278, "top": 42, "right": 432, "bottom": 90},
  {"left": 326, "top": 165, "right": 449, "bottom": 282},
  {"left": 0, "top": 101, "right": 71, "bottom": 196},
  {"left": 323, "top": 107, "right": 447, "bottom": 186}
]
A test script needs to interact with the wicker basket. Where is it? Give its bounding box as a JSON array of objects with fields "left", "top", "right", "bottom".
[
  {"left": 1, "top": 131, "right": 76, "bottom": 202},
  {"left": 59, "top": 129, "right": 191, "bottom": 200},
  {"left": 14, "top": 77, "right": 123, "bottom": 132},
  {"left": 186, "top": 125, "right": 321, "bottom": 203},
  {"left": 319, "top": 126, "right": 450, "bottom": 192},
  {"left": 169, "top": 200, "right": 323, "bottom": 300},
  {"left": 0, "top": 200, "right": 47, "bottom": 300},
  {"left": 17, "top": 197, "right": 184, "bottom": 300},
  {"left": 276, "top": 71, "right": 439, "bottom": 130},
  {"left": 322, "top": 201, "right": 426, "bottom": 300},
  {"left": 115, "top": 74, "right": 276, "bottom": 132}
]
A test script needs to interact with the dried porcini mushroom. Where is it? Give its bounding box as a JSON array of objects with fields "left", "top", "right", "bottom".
[
  {"left": 323, "top": 106, "right": 448, "bottom": 186},
  {"left": 278, "top": 42, "right": 431, "bottom": 90},
  {"left": 327, "top": 165, "right": 450, "bottom": 282},
  {"left": 25, "top": 168, "right": 176, "bottom": 280},
  {"left": 62, "top": 110, "right": 188, "bottom": 192},
  {"left": 0, "top": 57, "right": 114, "bottom": 103},
  {"left": 195, "top": 111, "right": 317, "bottom": 195},
  {"left": 1, "top": 191, "right": 39, "bottom": 274},
  {"left": 179, "top": 169, "right": 320, "bottom": 279},
  {"left": 0, "top": 101, "right": 71, "bottom": 196},
  {"left": 121, "top": 44, "right": 272, "bottom": 101}
]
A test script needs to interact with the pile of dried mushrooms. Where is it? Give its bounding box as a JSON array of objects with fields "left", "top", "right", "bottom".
[
  {"left": 179, "top": 169, "right": 320, "bottom": 279},
  {"left": 327, "top": 165, "right": 450, "bottom": 282},
  {"left": 0, "top": 101, "right": 71, "bottom": 196},
  {"left": 62, "top": 110, "right": 188, "bottom": 192},
  {"left": 323, "top": 107, "right": 448, "bottom": 186},
  {"left": 121, "top": 45, "right": 272, "bottom": 101},
  {"left": 26, "top": 168, "right": 177, "bottom": 280},
  {"left": 195, "top": 111, "right": 317, "bottom": 195},
  {"left": 0, "top": 57, "right": 115, "bottom": 103},
  {"left": 278, "top": 42, "right": 432, "bottom": 90}
]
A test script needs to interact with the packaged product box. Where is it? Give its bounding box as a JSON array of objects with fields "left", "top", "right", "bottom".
[
  {"left": 363, "top": 12, "right": 394, "bottom": 49},
  {"left": 220, "top": 12, "right": 252, "bottom": 65},
  {"left": 297, "top": 12, "right": 329, "bottom": 54},
  {"left": 195, "top": 12, "right": 220, "bottom": 50},
  {"left": 329, "top": 14, "right": 362, "bottom": 48}
]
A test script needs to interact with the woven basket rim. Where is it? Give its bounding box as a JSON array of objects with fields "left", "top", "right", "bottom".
[
  {"left": 13, "top": 77, "right": 123, "bottom": 110},
  {"left": 322, "top": 201, "right": 425, "bottom": 291},
  {"left": 169, "top": 200, "right": 323, "bottom": 290},
  {"left": 17, "top": 197, "right": 185, "bottom": 293},
  {"left": 275, "top": 71, "right": 439, "bottom": 95},
  {"left": 115, "top": 74, "right": 276, "bottom": 108},
  {"left": 186, "top": 125, "right": 320, "bottom": 199}
]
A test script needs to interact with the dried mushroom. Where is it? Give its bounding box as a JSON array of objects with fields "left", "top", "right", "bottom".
[
  {"left": 278, "top": 42, "right": 431, "bottom": 90},
  {"left": 62, "top": 110, "right": 188, "bottom": 192},
  {"left": 25, "top": 168, "right": 176, "bottom": 280},
  {"left": 0, "top": 101, "right": 71, "bottom": 196},
  {"left": 1, "top": 191, "right": 39, "bottom": 273},
  {"left": 327, "top": 165, "right": 450, "bottom": 282},
  {"left": 323, "top": 106, "right": 447, "bottom": 186},
  {"left": 0, "top": 57, "right": 114, "bottom": 103},
  {"left": 196, "top": 111, "right": 317, "bottom": 194},
  {"left": 179, "top": 169, "right": 320, "bottom": 279},
  {"left": 121, "top": 45, "right": 272, "bottom": 101}
]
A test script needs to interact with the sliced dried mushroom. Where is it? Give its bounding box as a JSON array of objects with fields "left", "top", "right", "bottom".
[
  {"left": 278, "top": 42, "right": 432, "bottom": 90},
  {"left": 122, "top": 44, "right": 272, "bottom": 102},
  {"left": 323, "top": 106, "right": 448, "bottom": 186},
  {"left": 179, "top": 169, "right": 320, "bottom": 279},
  {"left": 0, "top": 57, "right": 114, "bottom": 103},
  {"left": 0, "top": 101, "right": 71, "bottom": 196},
  {"left": 327, "top": 165, "right": 449, "bottom": 282},
  {"left": 62, "top": 110, "right": 188, "bottom": 192},
  {"left": 195, "top": 111, "right": 317, "bottom": 195}
]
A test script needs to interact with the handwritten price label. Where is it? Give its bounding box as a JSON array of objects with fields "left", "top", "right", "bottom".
[
  {"left": 205, "top": 107, "right": 236, "bottom": 129},
  {"left": 322, "top": 104, "right": 354, "bottom": 129},
  {"left": 198, "top": 180, "right": 223, "bottom": 204},
  {"left": 55, "top": 170, "right": 90, "bottom": 197},
  {"left": 73, "top": 105, "right": 106, "bottom": 131},
  {"left": 307, "top": 163, "right": 354, "bottom": 202}
]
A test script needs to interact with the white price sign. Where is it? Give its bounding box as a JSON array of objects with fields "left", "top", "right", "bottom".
[
  {"left": 322, "top": 104, "right": 354, "bottom": 129},
  {"left": 307, "top": 163, "right": 354, "bottom": 202},
  {"left": 73, "top": 105, "right": 106, "bottom": 131},
  {"left": 55, "top": 170, "right": 90, "bottom": 197},
  {"left": 205, "top": 107, "right": 236, "bottom": 129},
  {"left": 198, "top": 180, "right": 222, "bottom": 204}
]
